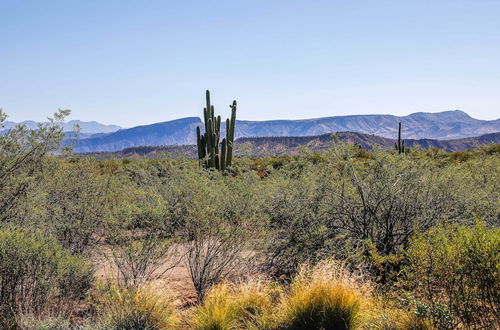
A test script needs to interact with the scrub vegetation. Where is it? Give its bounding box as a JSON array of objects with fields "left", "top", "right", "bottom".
[{"left": 0, "top": 109, "right": 498, "bottom": 329}]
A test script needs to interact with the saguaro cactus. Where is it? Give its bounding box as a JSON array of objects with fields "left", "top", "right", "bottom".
[
  {"left": 395, "top": 121, "right": 405, "bottom": 154},
  {"left": 196, "top": 90, "right": 237, "bottom": 170}
]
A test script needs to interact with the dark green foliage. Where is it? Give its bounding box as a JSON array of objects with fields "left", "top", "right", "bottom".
[
  {"left": 405, "top": 220, "right": 500, "bottom": 328},
  {"left": 196, "top": 90, "right": 237, "bottom": 170},
  {"left": 0, "top": 227, "right": 93, "bottom": 326},
  {"left": 43, "top": 159, "right": 110, "bottom": 254}
]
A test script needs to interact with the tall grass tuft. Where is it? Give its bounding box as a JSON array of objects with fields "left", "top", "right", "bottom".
[
  {"left": 193, "top": 277, "right": 281, "bottom": 330},
  {"left": 94, "top": 284, "right": 178, "bottom": 330},
  {"left": 366, "top": 309, "right": 437, "bottom": 330},
  {"left": 279, "top": 260, "right": 372, "bottom": 330}
]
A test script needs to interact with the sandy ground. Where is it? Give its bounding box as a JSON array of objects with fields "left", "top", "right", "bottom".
[{"left": 92, "top": 244, "right": 198, "bottom": 308}]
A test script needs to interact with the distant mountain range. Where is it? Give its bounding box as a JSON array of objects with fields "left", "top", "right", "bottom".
[
  {"left": 65, "top": 110, "right": 500, "bottom": 153},
  {"left": 1, "top": 120, "right": 122, "bottom": 134},
  {"left": 78, "top": 131, "right": 500, "bottom": 160}
]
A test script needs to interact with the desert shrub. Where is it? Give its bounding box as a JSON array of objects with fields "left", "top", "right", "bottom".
[
  {"left": 193, "top": 278, "right": 281, "bottom": 330},
  {"left": 278, "top": 260, "right": 373, "bottom": 330},
  {"left": 259, "top": 143, "right": 484, "bottom": 281},
  {"left": 259, "top": 163, "right": 334, "bottom": 278},
  {"left": 260, "top": 145, "right": 441, "bottom": 280},
  {"left": 455, "top": 157, "right": 500, "bottom": 222},
  {"left": 448, "top": 151, "right": 472, "bottom": 162},
  {"left": 405, "top": 220, "right": 500, "bottom": 328},
  {"left": 41, "top": 159, "right": 111, "bottom": 254},
  {"left": 94, "top": 284, "right": 178, "bottom": 330},
  {"left": 479, "top": 142, "right": 500, "bottom": 155},
  {"left": 181, "top": 169, "right": 263, "bottom": 301},
  {"left": 106, "top": 184, "right": 180, "bottom": 288},
  {"left": 108, "top": 233, "right": 179, "bottom": 289},
  {"left": 329, "top": 148, "right": 451, "bottom": 261},
  {"left": 0, "top": 109, "right": 69, "bottom": 223},
  {"left": 0, "top": 227, "right": 93, "bottom": 327}
]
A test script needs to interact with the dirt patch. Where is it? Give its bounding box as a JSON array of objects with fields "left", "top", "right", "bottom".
[{"left": 92, "top": 244, "right": 197, "bottom": 308}]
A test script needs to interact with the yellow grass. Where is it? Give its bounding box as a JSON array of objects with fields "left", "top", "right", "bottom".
[
  {"left": 278, "top": 260, "right": 373, "bottom": 330},
  {"left": 193, "top": 277, "right": 281, "bottom": 330},
  {"left": 93, "top": 283, "right": 179, "bottom": 330},
  {"left": 91, "top": 259, "right": 437, "bottom": 330},
  {"left": 366, "top": 308, "right": 437, "bottom": 330}
]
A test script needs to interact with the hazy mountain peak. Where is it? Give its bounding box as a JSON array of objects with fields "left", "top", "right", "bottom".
[
  {"left": 406, "top": 109, "right": 472, "bottom": 121},
  {"left": 1, "top": 120, "right": 122, "bottom": 134}
]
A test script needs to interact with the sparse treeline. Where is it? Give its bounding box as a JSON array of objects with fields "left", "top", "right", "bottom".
[{"left": 0, "top": 110, "right": 499, "bottom": 329}]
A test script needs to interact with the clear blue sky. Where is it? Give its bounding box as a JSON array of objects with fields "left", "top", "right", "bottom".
[{"left": 1, "top": 0, "right": 499, "bottom": 127}]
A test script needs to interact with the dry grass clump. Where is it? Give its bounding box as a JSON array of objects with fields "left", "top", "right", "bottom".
[
  {"left": 15, "top": 314, "right": 71, "bottom": 330},
  {"left": 193, "top": 277, "right": 282, "bottom": 330},
  {"left": 193, "top": 260, "right": 380, "bottom": 330},
  {"left": 93, "top": 284, "right": 178, "bottom": 330},
  {"left": 278, "top": 260, "right": 373, "bottom": 330},
  {"left": 15, "top": 261, "right": 438, "bottom": 330},
  {"left": 365, "top": 309, "right": 436, "bottom": 330}
]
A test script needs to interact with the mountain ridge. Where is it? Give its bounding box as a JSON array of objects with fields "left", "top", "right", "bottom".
[
  {"left": 1, "top": 120, "right": 122, "bottom": 134},
  {"left": 64, "top": 110, "right": 500, "bottom": 152}
]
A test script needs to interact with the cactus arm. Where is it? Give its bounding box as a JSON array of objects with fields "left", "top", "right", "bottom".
[
  {"left": 398, "top": 122, "right": 402, "bottom": 154},
  {"left": 226, "top": 100, "right": 237, "bottom": 167},
  {"left": 215, "top": 154, "right": 220, "bottom": 170},
  {"left": 221, "top": 138, "right": 227, "bottom": 171},
  {"left": 196, "top": 126, "right": 203, "bottom": 160},
  {"left": 210, "top": 132, "right": 216, "bottom": 168},
  {"left": 205, "top": 90, "right": 211, "bottom": 118}
]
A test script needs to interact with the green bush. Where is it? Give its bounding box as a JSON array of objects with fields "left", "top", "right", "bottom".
[
  {"left": 0, "top": 227, "right": 93, "bottom": 327},
  {"left": 43, "top": 159, "right": 111, "bottom": 254},
  {"left": 405, "top": 220, "right": 500, "bottom": 328}
]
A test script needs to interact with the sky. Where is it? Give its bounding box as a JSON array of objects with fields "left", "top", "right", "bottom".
[{"left": 1, "top": 0, "right": 499, "bottom": 127}]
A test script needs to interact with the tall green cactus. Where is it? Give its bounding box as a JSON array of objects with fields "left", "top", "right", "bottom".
[
  {"left": 196, "top": 90, "right": 237, "bottom": 170},
  {"left": 395, "top": 121, "right": 405, "bottom": 154}
]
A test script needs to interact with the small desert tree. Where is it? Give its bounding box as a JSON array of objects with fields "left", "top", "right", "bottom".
[
  {"left": 181, "top": 169, "right": 261, "bottom": 301},
  {"left": 0, "top": 109, "right": 70, "bottom": 223},
  {"left": 106, "top": 163, "right": 181, "bottom": 288},
  {"left": 41, "top": 158, "right": 111, "bottom": 254}
]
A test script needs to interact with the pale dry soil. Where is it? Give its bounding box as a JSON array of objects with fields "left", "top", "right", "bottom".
[{"left": 93, "top": 244, "right": 198, "bottom": 308}]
